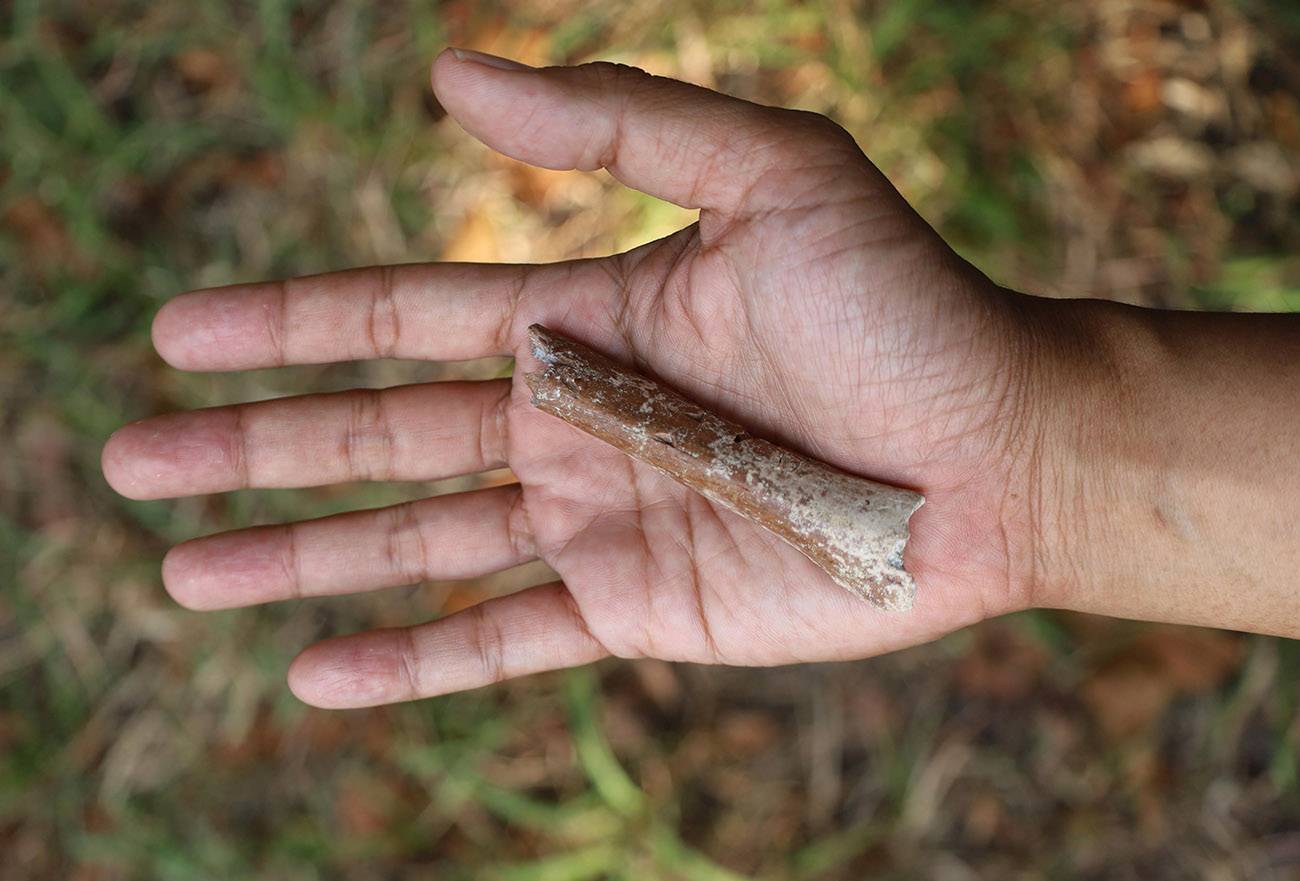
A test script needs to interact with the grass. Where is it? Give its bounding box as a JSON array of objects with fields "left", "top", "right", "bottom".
[{"left": 3, "top": 1, "right": 1300, "bottom": 878}]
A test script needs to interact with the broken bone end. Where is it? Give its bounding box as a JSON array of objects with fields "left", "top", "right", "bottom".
[{"left": 832, "top": 494, "right": 923, "bottom": 612}]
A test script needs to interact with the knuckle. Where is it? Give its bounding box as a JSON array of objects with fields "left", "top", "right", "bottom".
[
  {"left": 478, "top": 381, "right": 512, "bottom": 469},
  {"left": 569, "top": 62, "right": 655, "bottom": 171},
  {"left": 342, "top": 389, "right": 396, "bottom": 481},
  {"left": 502, "top": 486, "right": 535, "bottom": 560},
  {"left": 396, "top": 628, "right": 425, "bottom": 699},
  {"left": 577, "top": 59, "right": 649, "bottom": 87},
  {"left": 366, "top": 266, "right": 401, "bottom": 358},
  {"left": 279, "top": 523, "right": 303, "bottom": 600},
  {"left": 492, "top": 267, "right": 529, "bottom": 353},
  {"left": 226, "top": 406, "right": 252, "bottom": 487},
  {"left": 267, "top": 278, "right": 291, "bottom": 366},
  {"left": 384, "top": 503, "right": 430, "bottom": 585},
  {"left": 465, "top": 603, "right": 507, "bottom": 685}
]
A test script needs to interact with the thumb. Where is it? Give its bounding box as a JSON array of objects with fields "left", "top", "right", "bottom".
[{"left": 430, "top": 48, "right": 857, "bottom": 214}]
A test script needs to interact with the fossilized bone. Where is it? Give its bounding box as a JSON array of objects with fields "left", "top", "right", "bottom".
[{"left": 523, "top": 325, "right": 924, "bottom": 611}]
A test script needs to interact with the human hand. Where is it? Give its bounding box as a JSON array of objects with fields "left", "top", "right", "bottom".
[{"left": 102, "top": 49, "right": 1069, "bottom": 708}]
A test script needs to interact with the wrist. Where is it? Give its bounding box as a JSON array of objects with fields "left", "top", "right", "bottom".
[
  {"left": 1003, "top": 295, "right": 1159, "bottom": 614},
  {"left": 1016, "top": 297, "right": 1300, "bottom": 632}
]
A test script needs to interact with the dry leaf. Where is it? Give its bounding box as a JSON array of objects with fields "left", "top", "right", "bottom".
[
  {"left": 175, "top": 48, "right": 234, "bottom": 92},
  {"left": 1081, "top": 626, "right": 1243, "bottom": 739},
  {"left": 440, "top": 208, "right": 500, "bottom": 262}
]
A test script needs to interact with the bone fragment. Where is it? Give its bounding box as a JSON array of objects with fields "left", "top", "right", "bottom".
[{"left": 523, "top": 325, "right": 924, "bottom": 611}]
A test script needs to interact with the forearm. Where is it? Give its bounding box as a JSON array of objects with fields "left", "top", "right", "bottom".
[{"left": 1031, "top": 298, "right": 1300, "bottom": 635}]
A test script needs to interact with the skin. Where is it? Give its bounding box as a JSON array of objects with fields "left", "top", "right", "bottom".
[{"left": 101, "top": 49, "right": 1300, "bottom": 709}]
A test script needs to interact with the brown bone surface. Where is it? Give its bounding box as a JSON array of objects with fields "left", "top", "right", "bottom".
[{"left": 523, "top": 325, "right": 924, "bottom": 611}]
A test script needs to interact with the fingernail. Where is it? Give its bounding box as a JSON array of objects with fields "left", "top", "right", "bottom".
[{"left": 448, "top": 47, "right": 533, "bottom": 72}]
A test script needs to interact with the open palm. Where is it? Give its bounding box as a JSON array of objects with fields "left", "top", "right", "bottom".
[{"left": 103, "top": 50, "right": 1045, "bottom": 708}]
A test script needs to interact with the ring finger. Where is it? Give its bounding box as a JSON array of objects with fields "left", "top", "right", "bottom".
[{"left": 162, "top": 483, "right": 537, "bottom": 610}]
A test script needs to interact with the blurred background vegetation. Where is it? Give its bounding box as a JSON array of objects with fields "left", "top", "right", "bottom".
[{"left": 3, "top": 0, "right": 1300, "bottom": 878}]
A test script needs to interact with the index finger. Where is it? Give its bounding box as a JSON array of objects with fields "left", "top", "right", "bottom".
[{"left": 151, "top": 259, "right": 607, "bottom": 371}]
